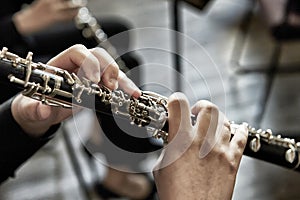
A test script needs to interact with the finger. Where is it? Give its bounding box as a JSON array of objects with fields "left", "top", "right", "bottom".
[
  {"left": 36, "top": 104, "right": 73, "bottom": 123},
  {"left": 68, "top": 0, "right": 86, "bottom": 8},
  {"left": 71, "top": 0, "right": 87, "bottom": 7},
  {"left": 168, "top": 92, "right": 193, "bottom": 141},
  {"left": 90, "top": 48, "right": 119, "bottom": 90},
  {"left": 58, "top": 8, "right": 80, "bottom": 20},
  {"left": 56, "top": 1, "right": 81, "bottom": 21},
  {"left": 230, "top": 123, "right": 248, "bottom": 156},
  {"left": 218, "top": 112, "right": 231, "bottom": 143},
  {"left": 118, "top": 71, "right": 141, "bottom": 98},
  {"left": 191, "top": 101, "right": 230, "bottom": 142},
  {"left": 12, "top": 95, "right": 73, "bottom": 136},
  {"left": 191, "top": 100, "right": 219, "bottom": 138},
  {"left": 11, "top": 95, "right": 51, "bottom": 136},
  {"left": 47, "top": 44, "right": 101, "bottom": 83},
  {"left": 192, "top": 100, "right": 229, "bottom": 158},
  {"left": 11, "top": 95, "right": 49, "bottom": 123},
  {"left": 17, "top": 95, "right": 71, "bottom": 123},
  {"left": 56, "top": 1, "right": 83, "bottom": 11}
]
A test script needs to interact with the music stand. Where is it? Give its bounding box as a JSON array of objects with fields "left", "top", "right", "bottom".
[
  {"left": 170, "top": 0, "right": 213, "bottom": 92},
  {"left": 182, "top": 0, "right": 212, "bottom": 10}
]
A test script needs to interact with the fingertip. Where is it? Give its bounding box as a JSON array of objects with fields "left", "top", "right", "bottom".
[
  {"left": 133, "top": 90, "right": 142, "bottom": 99},
  {"left": 191, "top": 100, "right": 218, "bottom": 116},
  {"left": 118, "top": 71, "right": 141, "bottom": 98},
  {"left": 110, "top": 78, "right": 118, "bottom": 90},
  {"left": 167, "top": 93, "right": 191, "bottom": 122},
  {"left": 167, "top": 93, "right": 190, "bottom": 113},
  {"left": 86, "top": 69, "right": 101, "bottom": 84},
  {"left": 101, "top": 76, "right": 118, "bottom": 90},
  {"left": 230, "top": 123, "right": 248, "bottom": 151},
  {"left": 238, "top": 123, "right": 249, "bottom": 139},
  {"left": 168, "top": 92, "right": 187, "bottom": 105}
]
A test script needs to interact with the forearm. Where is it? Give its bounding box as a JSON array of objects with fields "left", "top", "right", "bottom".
[{"left": 0, "top": 97, "right": 60, "bottom": 183}]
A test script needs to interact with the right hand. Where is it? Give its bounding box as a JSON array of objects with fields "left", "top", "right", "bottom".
[
  {"left": 153, "top": 94, "right": 248, "bottom": 200},
  {"left": 13, "top": 0, "right": 85, "bottom": 35}
]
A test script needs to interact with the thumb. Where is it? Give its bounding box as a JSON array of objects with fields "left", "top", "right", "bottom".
[
  {"left": 35, "top": 102, "right": 52, "bottom": 120},
  {"left": 36, "top": 102, "right": 74, "bottom": 124},
  {"left": 167, "top": 92, "right": 193, "bottom": 142},
  {"left": 154, "top": 93, "right": 194, "bottom": 170}
]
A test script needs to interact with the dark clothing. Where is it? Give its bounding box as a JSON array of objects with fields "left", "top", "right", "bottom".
[
  {"left": 0, "top": 0, "right": 131, "bottom": 60},
  {"left": 271, "top": 0, "right": 300, "bottom": 40},
  {"left": 0, "top": 97, "right": 60, "bottom": 184},
  {"left": 0, "top": 0, "right": 34, "bottom": 55}
]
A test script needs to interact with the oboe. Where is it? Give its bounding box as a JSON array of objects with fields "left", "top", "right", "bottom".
[{"left": 0, "top": 47, "right": 300, "bottom": 171}]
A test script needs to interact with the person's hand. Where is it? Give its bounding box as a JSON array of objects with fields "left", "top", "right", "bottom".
[
  {"left": 11, "top": 44, "right": 141, "bottom": 137},
  {"left": 13, "top": 0, "right": 85, "bottom": 35},
  {"left": 153, "top": 93, "right": 248, "bottom": 200}
]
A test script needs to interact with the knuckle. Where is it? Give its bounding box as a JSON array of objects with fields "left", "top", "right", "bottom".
[
  {"left": 91, "top": 47, "right": 106, "bottom": 54},
  {"left": 70, "top": 44, "right": 87, "bottom": 51},
  {"left": 196, "top": 100, "right": 218, "bottom": 113},
  {"left": 218, "top": 151, "right": 231, "bottom": 164},
  {"left": 228, "top": 161, "right": 238, "bottom": 174},
  {"left": 236, "top": 138, "right": 247, "bottom": 149},
  {"left": 92, "top": 47, "right": 119, "bottom": 71},
  {"left": 232, "top": 149, "right": 243, "bottom": 161},
  {"left": 168, "top": 93, "right": 187, "bottom": 108},
  {"left": 109, "top": 61, "right": 120, "bottom": 71},
  {"left": 217, "top": 151, "right": 238, "bottom": 174}
]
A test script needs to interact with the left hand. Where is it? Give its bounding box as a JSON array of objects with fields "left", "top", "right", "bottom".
[{"left": 11, "top": 44, "right": 141, "bottom": 137}]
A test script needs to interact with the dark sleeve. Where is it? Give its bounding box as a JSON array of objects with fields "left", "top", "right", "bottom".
[
  {"left": 0, "top": 15, "right": 25, "bottom": 50},
  {"left": 0, "top": 0, "right": 34, "bottom": 55},
  {"left": 0, "top": 98, "right": 60, "bottom": 184}
]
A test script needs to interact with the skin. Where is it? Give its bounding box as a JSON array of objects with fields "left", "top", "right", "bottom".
[
  {"left": 153, "top": 93, "right": 248, "bottom": 200},
  {"left": 11, "top": 44, "right": 141, "bottom": 137},
  {"left": 13, "top": 0, "right": 85, "bottom": 35}
]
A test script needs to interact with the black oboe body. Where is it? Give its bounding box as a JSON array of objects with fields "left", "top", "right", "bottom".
[{"left": 0, "top": 47, "right": 299, "bottom": 172}]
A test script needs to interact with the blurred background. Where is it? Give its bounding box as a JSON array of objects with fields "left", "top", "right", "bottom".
[{"left": 1, "top": 0, "right": 300, "bottom": 199}]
